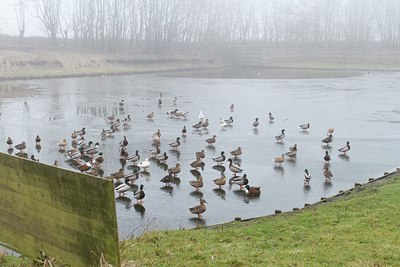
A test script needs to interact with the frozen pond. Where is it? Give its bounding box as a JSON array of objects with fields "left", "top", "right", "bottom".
[{"left": 1, "top": 71, "right": 400, "bottom": 239}]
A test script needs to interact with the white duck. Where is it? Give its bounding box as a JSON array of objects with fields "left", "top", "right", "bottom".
[{"left": 138, "top": 158, "right": 151, "bottom": 170}]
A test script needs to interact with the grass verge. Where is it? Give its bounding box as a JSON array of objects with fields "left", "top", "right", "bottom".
[{"left": 120, "top": 173, "right": 400, "bottom": 266}]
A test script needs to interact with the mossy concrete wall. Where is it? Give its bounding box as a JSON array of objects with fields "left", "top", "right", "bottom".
[{"left": 0, "top": 152, "right": 120, "bottom": 266}]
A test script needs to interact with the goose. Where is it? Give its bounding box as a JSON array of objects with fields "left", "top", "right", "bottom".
[
  {"left": 252, "top": 118, "right": 259, "bottom": 128},
  {"left": 322, "top": 135, "right": 333, "bottom": 146},
  {"left": 57, "top": 139, "right": 67, "bottom": 151},
  {"left": 138, "top": 158, "right": 151, "bottom": 170},
  {"left": 273, "top": 154, "right": 285, "bottom": 166},
  {"left": 268, "top": 112, "right": 275, "bottom": 122},
  {"left": 205, "top": 135, "right": 216, "bottom": 146},
  {"left": 227, "top": 158, "right": 243, "bottom": 175},
  {"left": 230, "top": 174, "right": 249, "bottom": 189},
  {"left": 299, "top": 123, "right": 310, "bottom": 131},
  {"left": 134, "top": 184, "right": 145, "bottom": 205},
  {"left": 156, "top": 152, "right": 168, "bottom": 163},
  {"left": 168, "top": 163, "right": 181, "bottom": 177},
  {"left": 189, "top": 198, "right": 207, "bottom": 218},
  {"left": 181, "top": 126, "right": 187, "bottom": 136},
  {"left": 119, "top": 99, "right": 125, "bottom": 107},
  {"left": 201, "top": 118, "right": 209, "bottom": 128},
  {"left": 220, "top": 118, "right": 227, "bottom": 129},
  {"left": 224, "top": 116, "right": 234, "bottom": 125},
  {"left": 169, "top": 137, "right": 181, "bottom": 150},
  {"left": 195, "top": 150, "right": 205, "bottom": 161},
  {"left": 212, "top": 151, "right": 226, "bottom": 165},
  {"left": 6, "top": 137, "right": 13, "bottom": 148},
  {"left": 338, "top": 141, "right": 351, "bottom": 154},
  {"left": 127, "top": 150, "right": 140, "bottom": 165},
  {"left": 35, "top": 135, "right": 41, "bottom": 145},
  {"left": 230, "top": 147, "right": 242, "bottom": 159},
  {"left": 146, "top": 112, "right": 154, "bottom": 120},
  {"left": 323, "top": 166, "right": 333, "bottom": 182},
  {"left": 189, "top": 175, "right": 203, "bottom": 191},
  {"left": 213, "top": 173, "right": 227, "bottom": 189},
  {"left": 192, "top": 121, "right": 202, "bottom": 130},
  {"left": 275, "top": 129, "right": 285, "bottom": 142},
  {"left": 115, "top": 178, "right": 131, "bottom": 197},
  {"left": 119, "top": 136, "right": 128, "bottom": 147},
  {"left": 324, "top": 151, "right": 331, "bottom": 163},
  {"left": 244, "top": 184, "right": 261, "bottom": 197},
  {"left": 304, "top": 169, "right": 311, "bottom": 185}
]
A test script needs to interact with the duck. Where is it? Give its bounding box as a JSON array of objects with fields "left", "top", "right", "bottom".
[
  {"left": 6, "top": 137, "right": 13, "bottom": 148},
  {"left": 220, "top": 118, "right": 227, "bottom": 129},
  {"left": 205, "top": 135, "right": 216, "bottom": 146},
  {"left": 322, "top": 134, "right": 333, "bottom": 146},
  {"left": 71, "top": 131, "right": 78, "bottom": 141},
  {"left": 107, "top": 114, "right": 116, "bottom": 122},
  {"left": 110, "top": 168, "right": 125, "bottom": 180},
  {"left": 252, "top": 118, "right": 259, "bottom": 128},
  {"left": 78, "top": 160, "right": 92, "bottom": 172},
  {"left": 268, "top": 112, "right": 275, "bottom": 122},
  {"left": 230, "top": 104, "right": 234, "bottom": 111},
  {"left": 124, "top": 171, "right": 140, "bottom": 184},
  {"left": 115, "top": 178, "right": 131, "bottom": 197},
  {"left": 119, "top": 99, "right": 125, "bottom": 107},
  {"left": 273, "top": 154, "right": 285, "bottom": 166},
  {"left": 101, "top": 126, "right": 115, "bottom": 139},
  {"left": 76, "top": 127, "right": 86, "bottom": 136},
  {"left": 119, "top": 147, "right": 129, "bottom": 160},
  {"left": 327, "top": 128, "right": 334, "bottom": 137},
  {"left": 158, "top": 98, "right": 162, "bottom": 106},
  {"left": 189, "top": 175, "right": 203, "bottom": 191},
  {"left": 299, "top": 123, "right": 310, "bottom": 131},
  {"left": 94, "top": 152, "right": 104, "bottom": 167},
  {"left": 138, "top": 158, "right": 151, "bottom": 170},
  {"left": 213, "top": 173, "right": 227, "bottom": 189},
  {"left": 127, "top": 150, "right": 140, "bottom": 165},
  {"left": 181, "top": 126, "right": 187, "bottom": 136},
  {"left": 285, "top": 150, "right": 297, "bottom": 159},
  {"left": 338, "top": 141, "right": 351, "bottom": 154},
  {"left": 57, "top": 139, "right": 67, "bottom": 151},
  {"left": 230, "top": 147, "right": 242, "bottom": 159},
  {"left": 168, "top": 163, "right": 181, "bottom": 177},
  {"left": 289, "top": 144, "right": 298, "bottom": 152},
  {"left": 212, "top": 151, "right": 226, "bottom": 165},
  {"left": 192, "top": 121, "right": 202, "bottom": 130},
  {"left": 323, "top": 166, "right": 333, "bottom": 182},
  {"left": 199, "top": 110, "right": 204, "bottom": 121},
  {"left": 134, "top": 184, "right": 145, "bottom": 205},
  {"left": 230, "top": 174, "right": 249, "bottom": 189},
  {"left": 173, "top": 97, "right": 177, "bottom": 105},
  {"left": 275, "top": 129, "right": 285, "bottom": 142},
  {"left": 147, "top": 112, "right": 155, "bottom": 120},
  {"left": 86, "top": 142, "right": 100, "bottom": 157},
  {"left": 224, "top": 116, "right": 234, "bottom": 125},
  {"left": 119, "top": 136, "right": 128, "bottom": 147},
  {"left": 244, "top": 184, "right": 261, "bottom": 197},
  {"left": 227, "top": 158, "right": 243, "bottom": 175},
  {"left": 201, "top": 118, "right": 209, "bottom": 128},
  {"left": 148, "top": 146, "right": 160, "bottom": 158},
  {"left": 304, "top": 169, "right": 311, "bottom": 185},
  {"left": 189, "top": 198, "right": 207, "bottom": 218},
  {"left": 111, "top": 119, "right": 121, "bottom": 129},
  {"left": 190, "top": 159, "right": 203, "bottom": 170},
  {"left": 35, "top": 135, "right": 41, "bottom": 145},
  {"left": 195, "top": 150, "right": 206, "bottom": 161},
  {"left": 169, "top": 137, "right": 181, "bottom": 150},
  {"left": 160, "top": 173, "right": 174, "bottom": 186},
  {"left": 156, "top": 152, "right": 168, "bottom": 163},
  {"left": 324, "top": 151, "right": 331, "bottom": 163}
]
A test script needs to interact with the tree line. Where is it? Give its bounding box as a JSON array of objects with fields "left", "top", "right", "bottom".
[{"left": 12, "top": 0, "right": 400, "bottom": 51}]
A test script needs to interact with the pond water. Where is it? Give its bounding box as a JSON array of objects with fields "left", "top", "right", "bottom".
[{"left": 1, "top": 70, "right": 400, "bottom": 240}]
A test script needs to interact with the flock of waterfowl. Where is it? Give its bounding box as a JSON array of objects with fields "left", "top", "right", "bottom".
[{"left": 5, "top": 95, "right": 352, "bottom": 220}]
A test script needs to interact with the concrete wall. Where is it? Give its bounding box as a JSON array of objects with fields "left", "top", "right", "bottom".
[{"left": 0, "top": 152, "right": 120, "bottom": 266}]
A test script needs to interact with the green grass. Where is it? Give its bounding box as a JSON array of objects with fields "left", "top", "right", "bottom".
[{"left": 120, "top": 175, "right": 400, "bottom": 266}]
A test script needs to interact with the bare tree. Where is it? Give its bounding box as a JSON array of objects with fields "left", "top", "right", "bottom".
[
  {"left": 14, "top": 0, "right": 26, "bottom": 42},
  {"left": 32, "top": 0, "right": 62, "bottom": 44}
]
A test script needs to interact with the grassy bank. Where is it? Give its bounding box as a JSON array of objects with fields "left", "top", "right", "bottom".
[{"left": 119, "top": 173, "right": 400, "bottom": 266}]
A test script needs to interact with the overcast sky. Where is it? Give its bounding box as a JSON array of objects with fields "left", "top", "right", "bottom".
[{"left": 0, "top": 0, "right": 43, "bottom": 36}]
